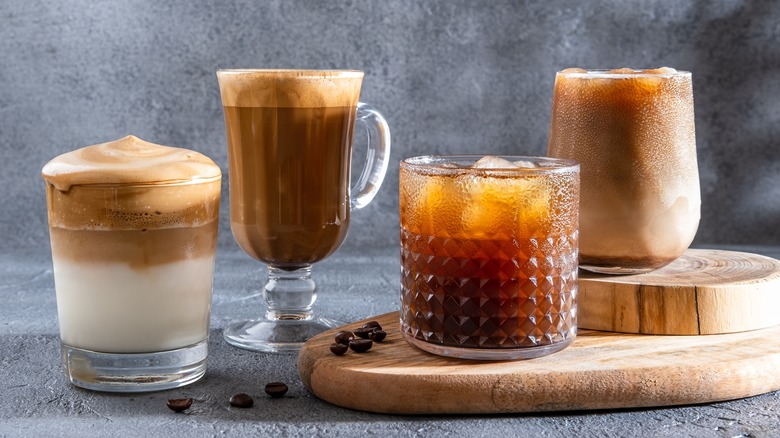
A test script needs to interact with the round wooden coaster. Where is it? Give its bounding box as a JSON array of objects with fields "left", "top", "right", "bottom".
[
  {"left": 298, "top": 312, "right": 780, "bottom": 414},
  {"left": 578, "top": 249, "right": 780, "bottom": 335}
]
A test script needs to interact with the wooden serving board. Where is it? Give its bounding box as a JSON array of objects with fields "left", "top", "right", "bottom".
[
  {"left": 579, "top": 249, "right": 780, "bottom": 335},
  {"left": 298, "top": 311, "right": 780, "bottom": 414}
]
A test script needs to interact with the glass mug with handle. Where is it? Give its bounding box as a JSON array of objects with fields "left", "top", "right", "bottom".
[{"left": 216, "top": 69, "right": 391, "bottom": 352}]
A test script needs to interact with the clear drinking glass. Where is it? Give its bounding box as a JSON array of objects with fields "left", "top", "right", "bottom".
[
  {"left": 216, "top": 69, "right": 391, "bottom": 352},
  {"left": 547, "top": 68, "right": 700, "bottom": 274},
  {"left": 399, "top": 155, "right": 580, "bottom": 360},
  {"left": 42, "top": 136, "right": 221, "bottom": 392}
]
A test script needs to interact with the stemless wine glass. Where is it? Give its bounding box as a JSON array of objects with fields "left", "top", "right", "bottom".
[
  {"left": 547, "top": 68, "right": 700, "bottom": 274},
  {"left": 216, "top": 69, "right": 391, "bottom": 352}
]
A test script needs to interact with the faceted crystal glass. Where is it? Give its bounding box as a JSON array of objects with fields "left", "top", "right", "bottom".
[{"left": 399, "top": 156, "right": 580, "bottom": 360}]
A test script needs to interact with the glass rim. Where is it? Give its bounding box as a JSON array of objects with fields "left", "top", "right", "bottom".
[
  {"left": 400, "top": 155, "right": 579, "bottom": 175},
  {"left": 216, "top": 69, "right": 364, "bottom": 79},
  {"left": 557, "top": 68, "right": 691, "bottom": 79}
]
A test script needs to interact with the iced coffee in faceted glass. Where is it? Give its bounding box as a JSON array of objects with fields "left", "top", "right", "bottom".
[
  {"left": 399, "top": 156, "right": 580, "bottom": 360},
  {"left": 42, "top": 136, "right": 221, "bottom": 392},
  {"left": 547, "top": 68, "right": 700, "bottom": 274}
]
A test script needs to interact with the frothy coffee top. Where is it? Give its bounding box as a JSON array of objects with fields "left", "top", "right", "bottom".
[
  {"left": 216, "top": 69, "right": 363, "bottom": 108},
  {"left": 42, "top": 135, "right": 221, "bottom": 191},
  {"left": 43, "top": 136, "right": 221, "bottom": 231}
]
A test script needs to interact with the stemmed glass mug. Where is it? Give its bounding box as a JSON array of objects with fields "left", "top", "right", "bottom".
[{"left": 216, "top": 69, "right": 391, "bottom": 352}]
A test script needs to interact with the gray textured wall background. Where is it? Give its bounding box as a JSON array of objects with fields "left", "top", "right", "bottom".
[{"left": 2, "top": 0, "right": 779, "bottom": 253}]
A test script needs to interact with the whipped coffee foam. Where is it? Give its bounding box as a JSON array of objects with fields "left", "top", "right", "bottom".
[
  {"left": 217, "top": 69, "right": 363, "bottom": 108},
  {"left": 42, "top": 136, "right": 222, "bottom": 231},
  {"left": 42, "top": 135, "right": 221, "bottom": 191}
]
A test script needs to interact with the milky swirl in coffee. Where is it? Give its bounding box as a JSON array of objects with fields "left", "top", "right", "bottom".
[{"left": 42, "top": 135, "right": 221, "bottom": 231}]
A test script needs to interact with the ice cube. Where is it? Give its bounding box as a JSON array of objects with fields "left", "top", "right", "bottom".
[
  {"left": 513, "top": 160, "right": 541, "bottom": 168},
  {"left": 472, "top": 156, "right": 519, "bottom": 169},
  {"left": 641, "top": 67, "right": 678, "bottom": 75},
  {"left": 439, "top": 162, "right": 462, "bottom": 169},
  {"left": 607, "top": 68, "right": 636, "bottom": 74}
]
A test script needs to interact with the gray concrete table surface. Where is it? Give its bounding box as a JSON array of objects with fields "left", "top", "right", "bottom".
[{"left": 2, "top": 242, "right": 780, "bottom": 437}]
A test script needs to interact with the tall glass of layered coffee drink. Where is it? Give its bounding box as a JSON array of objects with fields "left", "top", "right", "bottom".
[
  {"left": 216, "top": 70, "right": 391, "bottom": 352},
  {"left": 42, "top": 136, "right": 221, "bottom": 392},
  {"left": 547, "top": 68, "right": 700, "bottom": 274}
]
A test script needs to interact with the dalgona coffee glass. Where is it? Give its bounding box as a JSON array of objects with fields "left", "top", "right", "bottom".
[
  {"left": 547, "top": 68, "right": 700, "bottom": 274},
  {"left": 42, "top": 136, "right": 221, "bottom": 392},
  {"left": 216, "top": 69, "right": 391, "bottom": 352},
  {"left": 400, "top": 155, "right": 579, "bottom": 360}
]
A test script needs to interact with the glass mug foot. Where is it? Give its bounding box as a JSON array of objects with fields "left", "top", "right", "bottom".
[
  {"left": 223, "top": 317, "right": 341, "bottom": 353},
  {"left": 223, "top": 265, "right": 342, "bottom": 352}
]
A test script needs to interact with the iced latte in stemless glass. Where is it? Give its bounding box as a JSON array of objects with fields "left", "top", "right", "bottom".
[
  {"left": 400, "top": 156, "right": 579, "bottom": 360},
  {"left": 547, "top": 68, "right": 700, "bottom": 274}
]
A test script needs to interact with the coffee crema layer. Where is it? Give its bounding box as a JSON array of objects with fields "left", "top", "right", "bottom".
[
  {"left": 49, "top": 223, "right": 218, "bottom": 265},
  {"left": 216, "top": 69, "right": 363, "bottom": 108}
]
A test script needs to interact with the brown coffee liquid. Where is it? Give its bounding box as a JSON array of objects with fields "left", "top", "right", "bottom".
[{"left": 224, "top": 105, "right": 356, "bottom": 267}]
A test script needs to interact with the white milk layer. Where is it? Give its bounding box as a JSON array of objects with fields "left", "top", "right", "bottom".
[{"left": 53, "top": 256, "right": 215, "bottom": 353}]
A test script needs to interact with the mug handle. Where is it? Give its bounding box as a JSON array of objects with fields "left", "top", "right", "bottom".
[{"left": 351, "top": 102, "right": 391, "bottom": 210}]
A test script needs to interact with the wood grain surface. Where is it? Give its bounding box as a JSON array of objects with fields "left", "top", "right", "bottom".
[
  {"left": 579, "top": 249, "right": 780, "bottom": 335},
  {"left": 298, "top": 311, "right": 780, "bottom": 414}
]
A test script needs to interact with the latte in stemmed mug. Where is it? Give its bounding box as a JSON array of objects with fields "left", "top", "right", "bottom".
[{"left": 216, "top": 69, "right": 391, "bottom": 352}]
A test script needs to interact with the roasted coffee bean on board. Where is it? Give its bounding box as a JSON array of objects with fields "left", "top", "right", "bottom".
[
  {"left": 349, "top": 338, "right": 373, "bottom": 353},
  {"left": 368, "top": 329, "right": 387, "bottom": 342},
  {"left": 330, "top": 343, "right": 349, "bottom": 356},
  {"left": 353, "top": 327, "right": 374, "bottom": 339},
  {"left": 334, "top": 330, "right": 354, "bottom": 345},
  {"left": 362, "top": 321, "right": 382, "bottom": 330}
]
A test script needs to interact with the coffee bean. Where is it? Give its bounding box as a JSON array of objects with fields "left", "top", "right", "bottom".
[
  {"left": 166, "top": 397, "right": 192, "bottom": 412},
  {"left": 330, "top": 343, "right": 349, "bottom": 355},
  {"left": 368, "top": 329, "right": 386, "bottom": 342},
  {"left": 334, "top": 330, "right": 354, "bottom": 345},
  {"left": 349, "top": 338, "right": 373, "bottom": 353},
  {"left": 362, "top": 321, "right": 382, "bottom": 330},
  {"left": 265, "top": 382, "right": 288, "bottom": 397},
  {"left": 229, "top": 393, "right": 254, "bottom": 408},
  {"left": 353, "top": 327, "right": 374, "bottom": 339}
]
